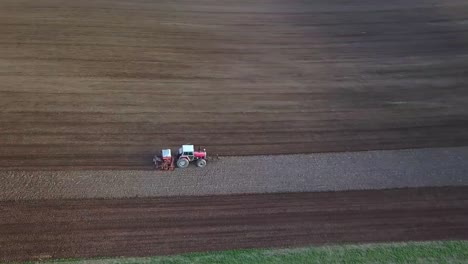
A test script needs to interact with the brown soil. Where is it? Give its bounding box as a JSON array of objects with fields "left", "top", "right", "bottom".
[
  {"left": 1, "top": 186, "right": 467, "bottom": 262},
  {"left": 1, "top": 0, "right": 468, "bottom": 169}
]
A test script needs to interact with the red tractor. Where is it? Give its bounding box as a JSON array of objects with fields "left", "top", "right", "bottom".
[{"left": 153, "top": 144, "right": 207, "bottom": 170}]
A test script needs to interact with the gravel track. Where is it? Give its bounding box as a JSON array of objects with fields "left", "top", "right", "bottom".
[{"left": 2, "top": 146, "right": 467, "bottom": 201}]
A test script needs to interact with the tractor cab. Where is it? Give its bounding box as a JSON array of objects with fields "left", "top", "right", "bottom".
[{"left": 178, "top": 145, "right": 195, "bottom": 161}]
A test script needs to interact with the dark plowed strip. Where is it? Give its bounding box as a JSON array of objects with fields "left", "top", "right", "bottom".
[
  {"left": 1, "top": 186, "right": 467, "bottom": 262},
  {"left": 1, "top": 0, "right": 468, "bottom": 169}
]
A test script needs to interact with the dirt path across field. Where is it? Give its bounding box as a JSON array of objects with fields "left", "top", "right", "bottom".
[
  {"left": 1, "top": 0, "right": 468, "bottom": 169},
  {"left": 1, "top": 186, "right": 467, "bottom": 262},
  {"left": 2, "top": 146, "right": 468, "bottom": 201}
]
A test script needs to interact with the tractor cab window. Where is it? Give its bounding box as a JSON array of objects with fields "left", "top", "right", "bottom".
[{"left": 183, "top": 152, "right": 193, "bottom": 156}]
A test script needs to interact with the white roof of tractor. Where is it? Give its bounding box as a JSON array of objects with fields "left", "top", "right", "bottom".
[{"left": 179, "top": 144, "right": 194, "bottom": 154}]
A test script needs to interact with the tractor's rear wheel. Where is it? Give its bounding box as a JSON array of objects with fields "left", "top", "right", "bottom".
[
  {"left": 177, "top": 158, "right": 189, "bottom": 168},
  {"left": 196, "top": 159, "right": 207, "bottom": 168}
]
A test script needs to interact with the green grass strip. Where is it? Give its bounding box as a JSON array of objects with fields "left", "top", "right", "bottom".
[{"left": 27, "top": 240, "right": 468, "bottom": 264}]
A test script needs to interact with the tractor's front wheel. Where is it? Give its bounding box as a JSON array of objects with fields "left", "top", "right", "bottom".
[
  {"left": 196, "top": 159, "right": 207, "bottom": 168},
  {"left": 177, "top": 158, "right": 189, "bottom": 168}
]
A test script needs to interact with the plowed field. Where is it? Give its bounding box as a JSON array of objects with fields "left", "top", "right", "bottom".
[
  {"left": 1, "top": 0, "right": 468, "bottom": 169},
  {"left": 1, "top": 186, "right": 467, "bottom": 262}
]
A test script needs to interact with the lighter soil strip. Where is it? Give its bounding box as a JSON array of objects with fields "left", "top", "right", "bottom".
[{"left": 1, "top": 146, "right": 467, "bottom": 201}]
